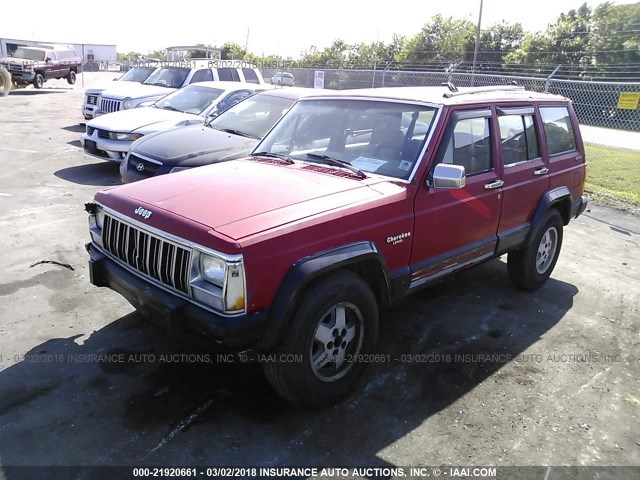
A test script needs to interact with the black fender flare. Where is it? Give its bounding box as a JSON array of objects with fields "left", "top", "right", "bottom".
[
  {"left": 256, "top": 241, "right": 390, "bottom": 350},
  {"left": 524, "top": 186, "right": 571, "bottom": 247}
]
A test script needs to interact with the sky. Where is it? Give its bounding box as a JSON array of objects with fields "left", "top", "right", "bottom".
[{"left": 2, "top": 0, "right": 638, "bottom": 57}]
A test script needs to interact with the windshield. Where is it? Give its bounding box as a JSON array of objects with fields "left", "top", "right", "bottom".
[
  {"left": 210, "top": 94, "right": 296, "bottom": 139},
  {"left": 119, "top": 66, "right": 156, "bottom": 83},
  {"left": 143, "top": 67, "right": 190, "bottom": 88},
  {"left": 13, "top": 48, "right": 45, "bottom": 61},
  {"left": 154, "top": 85, "right": 224, "bottom": 114},
  {"left": 254, "top": 99, "right": 438, "bottom": 180}
]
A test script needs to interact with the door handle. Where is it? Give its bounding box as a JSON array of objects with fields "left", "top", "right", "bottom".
[
  {"left": 484, "top": 180, "right": 504, "bottom": 189},
  {"left": 534, "top": 167, "right": 549, "bottom": 175}
]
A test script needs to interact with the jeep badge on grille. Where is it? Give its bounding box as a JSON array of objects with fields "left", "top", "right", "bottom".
[{"left": 134, "top": 206, "right": 152, "bottom": 219}]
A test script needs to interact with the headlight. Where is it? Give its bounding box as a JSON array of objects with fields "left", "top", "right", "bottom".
[
  {"left": 196, "top": 253, "right": 246, "bottom": 313},
  {"left": 201, "top": 255, "right": 226, "bottom": 287},
  {"left": 169, "top": 166, "right": 190, "bottom": 173},
  {"left": 96, "top": 208, "right": 106, "bottom": 229},
  {"left": 122, "top": 97, "right": 132, "bottom": 110},
  {"left": 97, "top": 93, "right": 102, "bottom": 106},
  {"left": 110, "top": 132, "right": 143, "bottom": 141}
]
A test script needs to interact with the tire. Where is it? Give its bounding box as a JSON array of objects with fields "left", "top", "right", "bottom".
[
  {"left": 33, "top": 73, "right": 44, "bottom": 89},
  {"left": 0, "top": 66, "right": 10, "bottom": 97},
  {"left": 67, "top": 70, "right": 76, "bottom": 85},
  {"left": 263, "top": 270, "right": 379, "bottom": 407},
  {"left": 508, "top": 209, "right": 563, "bottom": 290}
]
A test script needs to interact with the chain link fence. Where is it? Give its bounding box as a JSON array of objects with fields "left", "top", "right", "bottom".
[{"left": 262, "top": 67, "right": 640, "bottom": 131}]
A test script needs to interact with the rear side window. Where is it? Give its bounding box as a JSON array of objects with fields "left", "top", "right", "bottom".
[
  {"left": 498, "top": 114, "right": 540, "bottom": 165},
  {"left": 217, "top": 68, "right": 240, "bottom": 81},
  {"left": 438, "top": 116, "right": 492, "bottom": 176},
  {"left": 189, "top": 68, "right": 213, "bottom": 84},
  {"left": 540, "top": 106, "right": 577, "bottom": 155},
  {"left": 242, "top": 68, "right": 260, "bottom": 84}
]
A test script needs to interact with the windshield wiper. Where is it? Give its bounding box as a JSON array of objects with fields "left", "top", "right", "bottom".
[
  {"left": 161, "top": 105, "right": 182, "bottom": 112},
  {"left": 306, "top": 153, "right": 367, "bottom": 178},
  {"left": 219, "top": 128, "right": 257, "bottom": 139},
  {"left": 251, "top": 152, "right": 294, "bottom": 164}
]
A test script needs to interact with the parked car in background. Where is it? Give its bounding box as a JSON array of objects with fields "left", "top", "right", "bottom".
[
  {"left": 81, "top": 81, "right": 263, "bottom": 162},
  {"left": 0, "top": 44, "right": 82, "bottom": 88},
  {"left": 121, "top": 87, "right": 323, "bottom": 182},
  {"left": 82, "top": 66, "right": 158, "bottom": 120},
  {"left": 271, "top": 72, "right": 294, "bottom": 86},
  {"left": 86, "top": 85, "right": 587, "bottom": 406},
  {"left": 93, "top": 62, "right": 265, "bottom": 117}
]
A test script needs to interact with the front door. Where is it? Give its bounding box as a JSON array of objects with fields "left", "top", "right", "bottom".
[{"left": 410, "top": 108, "right": 503, "bottom": 286}]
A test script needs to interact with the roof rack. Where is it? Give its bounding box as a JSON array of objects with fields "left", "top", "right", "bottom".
[{"left": 443, "top": 84, "right": 525, "bottom": 98}]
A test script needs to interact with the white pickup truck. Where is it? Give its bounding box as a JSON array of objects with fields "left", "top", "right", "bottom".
[{"left": 91, "top": 61, "right": 265, "bottom": 118}]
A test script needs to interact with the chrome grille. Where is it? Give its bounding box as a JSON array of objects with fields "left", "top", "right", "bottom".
[
  {"left": 100, "top": 98, "right": 122, "bottom": 113},
  {"left": 97, "top": 129, "right": 110, "bottom": 140},
  {"left": 102, "top": 215, "right": 192, "bottom": 294},
  {"left": 86, "top": 94, "right": 98, "bottom": 106}
]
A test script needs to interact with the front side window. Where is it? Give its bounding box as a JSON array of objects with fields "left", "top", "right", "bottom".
[
  {"left": 217, "top": 68, "right": 240, "bottom": 82},
  {"left": 437, "top": 116, "right": 492, "bottom": 176},
  {"left": 189, "top": 68, "right": 214, "bottom": 84},
  {"left": 154, "top": 85, "right": 224, "bottom": 114},
  {"left": 540, "top": 106, "right": 577, "bottom": 155},
  {"left": 498, "top": 114, "right": 540, "bottom": 165},
  {"left": 255, "top": 99, "right": 438, "bottom": 180},
  {"left": 143, "top": 67, "right": 191, "bottom": 88}
]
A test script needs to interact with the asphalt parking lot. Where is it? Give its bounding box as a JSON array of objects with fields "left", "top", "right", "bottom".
[{"left": 0, "top": 79, "right": 639, "bottom": 472}]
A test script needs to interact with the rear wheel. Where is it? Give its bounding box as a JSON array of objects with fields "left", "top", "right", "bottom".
[
  {"left": 508, "top": 209, "right": 563, "bottom": 290},
  {"left": 67, "top": 70, "right": 76, "bottom": 85},
  {"left": 0, "top": 66, "right": 10, "bottom": 97},
  {"left": 263, "top": 270, "right": 379, "bottom": 407},
  {"left": 33, "top": 73, "right": 44, "bottom": 89}
]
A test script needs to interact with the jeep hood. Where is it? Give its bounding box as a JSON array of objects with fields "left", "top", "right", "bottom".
[
  {"left": 87, "top": 107, "right": 195, "bottom": 133},
  {"left": 98, "top": 158, "right": 389, "bottom": 241},
  {"left": 131, "top": 125, "right": 258, "bottom": 166}
]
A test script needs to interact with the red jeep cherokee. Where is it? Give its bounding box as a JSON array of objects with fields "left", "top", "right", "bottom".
[{"left": 86, "top": 85, "right": 587, "bottom": 406}]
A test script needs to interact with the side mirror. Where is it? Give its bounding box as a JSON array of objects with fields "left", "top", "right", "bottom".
[{"left": 432, "top": 164, "right": 466, "bottom": 189}]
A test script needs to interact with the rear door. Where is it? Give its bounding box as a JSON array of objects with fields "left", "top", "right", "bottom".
[
  {"left": 410, "top": 108, "right": 503, "bottom": 285},
  {"left": 495, "top": 106, "right": 550, "bottom": 247},
  {"left": 539, "top": 104, "right": 585, "bottom": 202}
]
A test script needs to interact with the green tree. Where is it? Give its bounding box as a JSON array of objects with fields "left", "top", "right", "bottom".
[
  {"left": 397, "top": 15, "right": 476, "bottom": 66},
  {"left": 590, "top": 1, "right": 640, "bottom": 66},
  {"left": 476, "top": 22, "right": 525, "bottom": 69}
]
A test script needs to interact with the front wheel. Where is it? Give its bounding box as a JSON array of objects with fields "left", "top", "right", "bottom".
[
  {"left": 508, "top": 209, "right": 564, "bottom": 290},
  {"left": 0, "top": 66, "right": 10, "bottom": 97},
  {"left": 263, "top": 270, "right": 379, "bottom": 407},
  {"left": 67, "top": 71, "right": 76, "bottom": 85}
]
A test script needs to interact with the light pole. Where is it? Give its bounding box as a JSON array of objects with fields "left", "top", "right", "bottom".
[{"left": 472, "top": 0, "right": 484, "bottom": 86}]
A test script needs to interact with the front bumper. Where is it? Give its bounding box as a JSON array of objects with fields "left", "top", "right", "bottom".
[
  {"left": 81, "top": 132, "right": 133, "bottom": 162},
  {"left": 9, "top": 70, "right": 36, "bottom": 82},
  {"left": 87, "top": 243, "right": 267, "bottom": 348}
]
